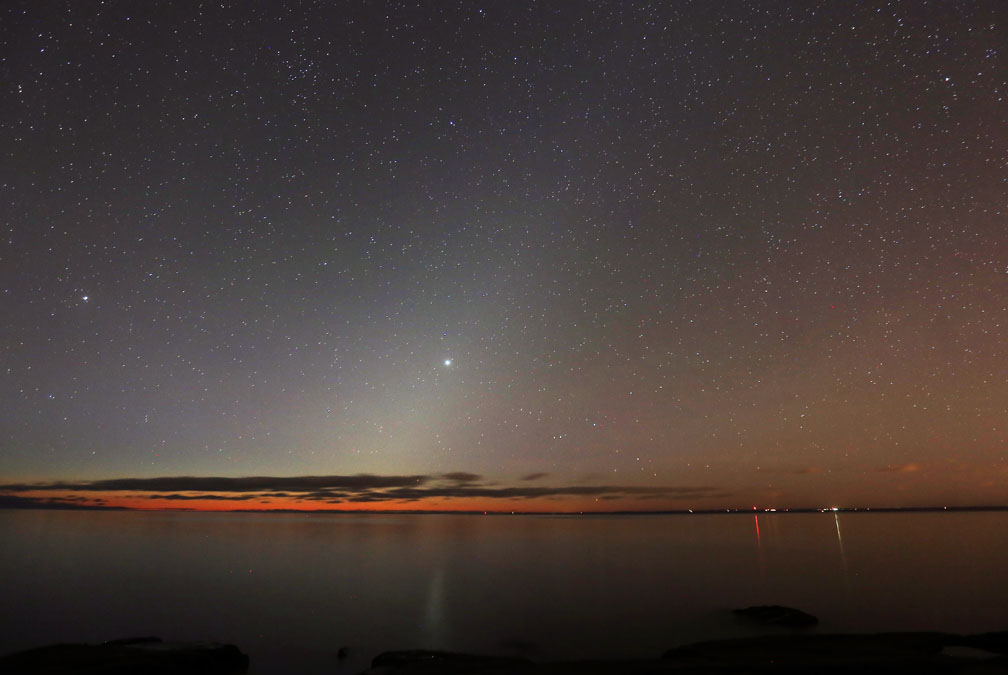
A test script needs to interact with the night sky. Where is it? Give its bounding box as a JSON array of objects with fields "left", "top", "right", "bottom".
[{"left": 2, "top": 1, "right": 1005, "bottom": 511}]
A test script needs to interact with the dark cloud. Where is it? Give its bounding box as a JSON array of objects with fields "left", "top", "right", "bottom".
[
  {"left": 0, "top": 473, "right": 728, "bottom": 509},
  {"left": 388, "top": 484, "right": 722, "bottom": 501},
  {"left": 297, "top": 483, "right": 727, "bottom": 504},
  {"left": 141, "top": 493, "right": 260, "bottom": 501},
  {"left": 521, "top": 472, "right": 549, "bottom": 481},
  {"left": 300, "top": 490, "right": 351, "bottom": 501},
  {"left": 0, "top": 474, "right": 429, "bottom": 493},
  {"left": 440, "top": 472, "right": 483, "bottom": 484},
  {"left": 0, "top": 494, "right": 123, "bottom": 510}
]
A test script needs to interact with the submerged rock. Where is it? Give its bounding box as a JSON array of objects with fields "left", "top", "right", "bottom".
[
  {"left": 732, "top": 604, "right": 818, "bottom": 627},
  {"left": 0, "top": 636, "right": 249, "bottom": 674}
]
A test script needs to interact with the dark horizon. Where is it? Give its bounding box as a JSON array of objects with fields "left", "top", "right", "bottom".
[
  {"left": 4, "top": 467, "right": 1007, "bottom": 513},
  {"left": 3, "top": 493, "right": 1006, "bottom": 516}
]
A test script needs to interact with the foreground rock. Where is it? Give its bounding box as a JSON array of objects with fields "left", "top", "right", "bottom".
[
  {"left": 0, "top": 636, "right": 249, "bottom": 674},
  {"left": 663, "top": 631, "right": 1008, "bottom": 670},
  {"left": 362, "top": 632, "right": 1008, "bottom": 674},
  {"left": 732, "top": 604, "right": 818, "bottom": 628}
]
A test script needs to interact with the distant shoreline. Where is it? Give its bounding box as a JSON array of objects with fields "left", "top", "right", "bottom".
[{"left": 1, "top": 501, "right": 1006, "bottom": 515}]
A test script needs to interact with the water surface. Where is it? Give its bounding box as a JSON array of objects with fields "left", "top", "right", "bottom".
[{"left": 1, "top": 510, "right": 1006, "bottom": 673}]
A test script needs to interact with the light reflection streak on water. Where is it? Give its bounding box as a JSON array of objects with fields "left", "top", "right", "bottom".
[
  {"left": 754, "top": 514, "right": 766, "bottom": 583},
  {"left": 423, "top": 567, "right": 446, "bottom": 647},
  {"left": 834, "top": 512, "right": 851, "bottom": 589}
]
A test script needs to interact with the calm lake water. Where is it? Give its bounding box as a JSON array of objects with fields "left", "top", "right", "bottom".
[{"left": 1, "top": 510, "right": 1006, "bottom": 673}]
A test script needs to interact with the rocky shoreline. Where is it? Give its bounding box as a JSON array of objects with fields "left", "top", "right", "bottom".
[
  {"left": 362, "top": 632, "right": 1008, "bottom": 674},
  {"left": 0, "top": 636, "right": 249, "bottom": 674},
  {"left": 3, "top": 630, "right": 1007, "bottom": 674}
]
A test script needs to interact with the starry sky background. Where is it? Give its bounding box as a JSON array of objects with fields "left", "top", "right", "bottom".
[{"left": 1, "top": 0, "right": 1005, "bottom": 511}]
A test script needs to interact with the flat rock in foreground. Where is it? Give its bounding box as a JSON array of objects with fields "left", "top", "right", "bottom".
[
  {"left": 0, "top": 636, "right": 249, "bottom": 674},
  {"left": 363, "top": 632, "right": 1008, "bottom": 674}
]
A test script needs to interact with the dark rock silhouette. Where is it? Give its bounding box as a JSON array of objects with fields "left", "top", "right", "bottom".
[
  {"left": 962, "top": 631, "right": 1008, "bottom": 655},
  {"left": 7, "top": 632, "right": 1008, "bottom": 674},
  {"left": 732, "top": 604, "right": 818, "bottom": 627},
  {"left": 663, "top": 632, "right": 1008, "bottom": 670},
  {"left": 0, "top": 637, "right": 248, "bottom": 674},
  {"left": 361, "top": 633, "right": 1008, "bottom": 673}
]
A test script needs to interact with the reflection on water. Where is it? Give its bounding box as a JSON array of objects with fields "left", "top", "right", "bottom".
[
  {"left": 834, "top": 512, "right": 851, "bottom": 589},
  {"left": 423, "top": 566, "right": 446, "bottom": 648},
  {"left": 1, "top": 510, "right": 1007, "bottom": 674},
  {"left": 753, "top": 514, "right": 765, "bottom": 584}
]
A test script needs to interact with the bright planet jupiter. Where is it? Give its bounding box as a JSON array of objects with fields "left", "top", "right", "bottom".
[{"left": 0, "top": 1, "right": 1005, "bottom": 512}]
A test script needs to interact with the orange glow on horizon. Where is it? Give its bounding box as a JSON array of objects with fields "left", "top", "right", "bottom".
[{"left": 12, "top": 490, "right": 719, "bottom": 514}]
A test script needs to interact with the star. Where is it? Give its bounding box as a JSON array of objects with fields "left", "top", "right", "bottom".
[{"left": 2, "top": 0, "right": 1001, "bottom": 512}]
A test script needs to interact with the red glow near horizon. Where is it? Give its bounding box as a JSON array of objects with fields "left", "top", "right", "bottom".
[{"left": 24, "top": 491, "right": 699, "bottom": 514}]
